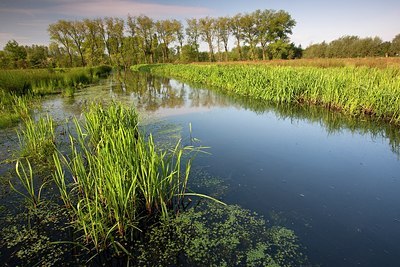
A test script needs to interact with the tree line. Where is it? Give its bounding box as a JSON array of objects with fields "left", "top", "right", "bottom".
[
  {"left": 1, "top": 9, "right": 400, "bottom": 69},
  {"left": 303, "top": 35, "right": 400, "bottom": 58},
  {"left": 0, "top": 9, "right": 299, "bottom": 69}
]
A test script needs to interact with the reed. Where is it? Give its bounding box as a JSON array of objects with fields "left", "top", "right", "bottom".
[
  {"left": 52, "top": 102, "right": 196, "bottom": 250},
  {"left": 132, "top": 64, "right": 400, "bottom": 125},
  {"left": 18, "top": 114, "right": 56, "bottom": 162},
  {"left": 9, "top": 159, "right": 46, "bottom": 209}
]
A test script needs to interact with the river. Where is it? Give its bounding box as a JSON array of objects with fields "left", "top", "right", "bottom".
[{"left": 13, "top": 72, "right": 400, "bottom": 266}]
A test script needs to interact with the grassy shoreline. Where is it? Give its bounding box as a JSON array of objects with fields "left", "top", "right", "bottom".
[
  {"left": 132, "top": 63, "right": 400, "bottom": 125},
  {"left": 0, "top": 66, "right": 112, "bottom": 128}
]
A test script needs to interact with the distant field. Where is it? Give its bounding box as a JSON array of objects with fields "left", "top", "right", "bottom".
[{"left": 195, "top": 57, "right": 400, "bottom": 69}]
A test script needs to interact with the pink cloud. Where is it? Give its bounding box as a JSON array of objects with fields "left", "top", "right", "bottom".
[{"left": 50, "top": 0, "right": 213, "bottom": 18}]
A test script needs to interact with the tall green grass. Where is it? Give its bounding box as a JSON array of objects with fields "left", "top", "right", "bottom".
[
  {"left": 0, "top": 89, "right": 34, "bottom": 128},
  {"left": 0, "top": 65, "right": 112, "bottom": 128},
  {"left": 9, "top": 159, "right": 47, "bottom": 210},
  {"left": 18, "top": 115, "right": 56, "bottom": 162},
  {"left": 132, "top": 64, "right": 400, "bottom": 125},
  {"left": 53, "top": 102, "right": 197, "bottom": 250},
  {"left": 0, "top": 66, "right": 112, "bottom": 96}
]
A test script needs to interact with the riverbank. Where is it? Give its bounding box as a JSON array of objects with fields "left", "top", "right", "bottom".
[{"left": 132, "top": 63, "right": 400, "bottom": 125}]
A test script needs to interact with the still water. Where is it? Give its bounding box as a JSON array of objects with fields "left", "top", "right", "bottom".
[{"left": 41, "top": 72, "right": 400, "bottom": 266}]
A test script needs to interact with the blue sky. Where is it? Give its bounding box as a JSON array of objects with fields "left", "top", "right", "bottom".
[{"left": 0, "top": 0, "right": 399, "bottom": 49}]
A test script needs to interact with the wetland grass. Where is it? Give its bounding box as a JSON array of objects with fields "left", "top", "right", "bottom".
[
  {"left": 52, "top": 102, "right": 197, "bottom": 251},
  {"left": 9, "top": 159, "right": 46, "bottom": 210},
  {"left": 0, "top": 65, "right": 112, "bottom": 96},
  {"left": 0, "top": 65, "right": 112, "bottom": 128},
  {"left": 0, "top": 90, "right": 31, "bottom": 128},
  {"left": 18, "top": 115, "right": 55, "bottom": 162},
  {"left": 132, "top": 64, "right": 400, "bottom": 125}
]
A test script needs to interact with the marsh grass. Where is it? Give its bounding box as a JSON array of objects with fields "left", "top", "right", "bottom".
[
  {"left": 0, "top": 90, "right": 31, "bottom": 128},
  {"left": 0, "top": 66, "right": 112, "bottom": 96},
  {"left": 133, "top": 64, "right": 400, "bottom": 125},
  {"left": 52, "top": 102, "right": 200, "bottom": 251},
  {"left": 9, "top": 159, "right": 47, "bottom": 210},
  {"left": 0, "top": 66, "right": 111, "bottom": 128},
  {"left": 18, "top": 115, "right": 56, "bottom": 162}
]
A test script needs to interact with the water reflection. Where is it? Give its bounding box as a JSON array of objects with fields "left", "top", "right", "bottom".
[
  {"left": 121, "top": 72, "right": 400, "bottom": 157},
  {"left": 40, "top": 71, "right": 400, "bottom": 157}
]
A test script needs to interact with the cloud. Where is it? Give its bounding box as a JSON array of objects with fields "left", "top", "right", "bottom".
[{"left": 53, "top": 0, "right": 213, "bottom": 18}]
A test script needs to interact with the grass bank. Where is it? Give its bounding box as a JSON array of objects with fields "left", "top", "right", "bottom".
[
  {"left": 132, "top": 63, "right": 400, "bottom": 125},
  {"left": 0, "top": 65, "right": 112, "bottom": 95},
  {"left": 0, "top": 65, "right": 112, "bottom": 128}
]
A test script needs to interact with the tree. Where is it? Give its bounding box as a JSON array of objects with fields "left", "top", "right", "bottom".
[
  {"left": 67, "top": 20, "right": 87, "bottom": 66},
  {"left": 186, "top": 18, "right": 200, "bottom": 61},
  {"left": 240, "top": 12, "right": 259, "bottom": 60},
  {"left": 104, "top": 17, "right": 125, "bottom": 66},
  {"left": 199, "top": 16, "right": 216, "bottom": 62},
  {"left": 83, "top": 19, "right": 106, "bottom": 66},
  {"left": 216, "top": 16, "right": 230, "bottom": 61},
  {"left": 230, "top": 14, "right": 244, "bottom": 60},
  {"left": 3, "top": 40, "right": 27, "bottom": 68},
  {"left": 264, "top": 10, "right": 296, "bottom": 60},
  {"left": 0, "top": 51, "right": 11, "bottom": 69},
  {"left": 135, "top": 15, "right": 156, "bottom": 63},
  {"left": 257, "top": 9, "right": 273, "bottom": 60},
  {"left": 155, "top": 19, "right": 177, "bottom": 62},
  {"left": 391, "top": 34, "right": 400, "bottom": 56},
  {"left": 303, "top": 42, "right": 328, "bottom": 58},
  {"left": 26, "top": 45, "right": 49, "bottom": 68},
  {"left": 172, "top": 19, "right": 184, "bottom": 58},
  {"left": 48, "top": 20, "right": 74, "bottom": 66}
]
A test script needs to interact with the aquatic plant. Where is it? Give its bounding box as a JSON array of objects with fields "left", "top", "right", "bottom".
[
  {"left": 0, "top": 202, "right": 72, "bottom": 266},
  {"left": 52, "top": 102, "right": 198, "bottom": 250},
  {"left": 132, "top": 64, "right": 400, "bottom": 125},
  {"left": 135, "top": 201, "right": 308, "bottom": 266},
  {"left": 9, "top": 159, "right": 46, "bottom": 209},
  {"left": 18, "top": 115, "right": 55, "bottom": 162}
]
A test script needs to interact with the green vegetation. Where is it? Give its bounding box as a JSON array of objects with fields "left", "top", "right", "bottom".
[
  {"left": 132, "top": 63, "right": 400, "bottom": 125},
  {"left": 52, "top": 102, "right": 199, "bottom": 251},
  {"left": 9, "top": 159, "right": 48, "bottom": 210},
  {"left": 304, "top": 34, "right": 400, "bottom": 58},
  {"left": 136, "top": 202, "right": 308, "bottom": 266},
  {"left": 0, "top": 90, "right": 30, "bottom": 128},
  {"left": 0, "top": 66, "right": 112, "bottom": 95},
  {"left": 1, "top": 9, "right": 298, "bottom": 69},
  {"left": 18, "top": 115, "right": 55, "bottom": 162},
  {"left": 0, "top": 65, "right": 112, "bottom": 129},
  {"left": 1, "top": 101, "right": 309, "bottom": 265}
]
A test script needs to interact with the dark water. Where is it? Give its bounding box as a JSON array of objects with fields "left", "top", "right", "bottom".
[{"left": 30, "top": 73, "right": 400, "bottom": 266}]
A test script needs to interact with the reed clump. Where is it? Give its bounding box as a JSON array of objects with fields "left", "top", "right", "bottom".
[
  {"left": 53, "top": 102, "right": 195, "bottom": 250},
  {"left": 132, "top": 64, "right": 400, "bottom": 125},
  {"left": 18, "top": 114, "right": 56, "bottom": 162}
]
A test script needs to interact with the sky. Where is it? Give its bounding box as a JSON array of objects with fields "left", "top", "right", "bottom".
[{"left": 0, "top": 0, "right": 399, "bottom": 49}]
